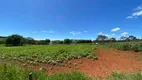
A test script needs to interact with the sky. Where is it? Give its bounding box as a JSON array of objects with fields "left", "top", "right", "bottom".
[{"left": 0, "top": 0, "right": 142, "bottom": 40}]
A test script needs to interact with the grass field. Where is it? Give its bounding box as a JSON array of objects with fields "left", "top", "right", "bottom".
[{"left": 0, "top": 44, "right": 97, "bottom": 65}]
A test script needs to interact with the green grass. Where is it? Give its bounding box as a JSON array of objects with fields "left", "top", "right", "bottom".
[
  {"left": 1, "top": 64, "right": 142, "bottom": 80},
  {"left": 0, "top": 44, "right": 97, "bottom": 65},
  {"left": 0, "top": 64, "right": 47, "bottom": 80},
  {"left": 0, "top": 64, "right": 90, "bottom": 80},
  {"left": 106, "top": 42, "right": 142, "bottom": 52},
  {"left": 105, "top": 72, "right": 142, "bottom": 80},
  {"left": 48, "top": 72, "right": 91, "bottom": 80}
]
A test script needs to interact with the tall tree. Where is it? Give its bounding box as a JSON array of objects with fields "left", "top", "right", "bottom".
[
  {"left": 64, "top": 38, "right": 72, "bottom": 44},
  {"left": 96, "top": 35, "right": 108, "bottom": 41},
  {"left": 110, "top": 37, "right": 116, "bottom": 42},
  {"left": 45, "top": 39, "right": 50, "bottom": 45},
  {"left": 120, "top": 36, "right": 127, "bottom": 40},
  {"left": 128, "top": 35, "right": 137, "bottom": 40},
  {"left": 25, "top": 37, "right": 35, "bottom": 45}
]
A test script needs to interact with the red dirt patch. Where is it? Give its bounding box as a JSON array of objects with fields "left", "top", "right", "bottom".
[
  {"left": 77, "top": 48, "right": 142, "bottom": 77},
  {"left": 43, "top": 48, "right": 142, "bottom": 77}
]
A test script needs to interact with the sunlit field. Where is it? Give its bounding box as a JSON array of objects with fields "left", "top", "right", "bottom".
[{"left": 0, "top": 44, "right": 97, "bottom": 65}]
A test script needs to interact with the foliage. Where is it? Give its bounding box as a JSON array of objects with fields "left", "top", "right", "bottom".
[
  {"left": 25, "top": 37, "right": 35, "bottom": 45},
  {"left": 0, "top": 64, "right": 90, "bottom": 80},
  {"left": 128, "top": 35, "right": 137, "bottom": 41},
  {"left": 109, "top": 37, "right": 116, "bottom": 42},
  {"left": 37, "top": 39, "right": 50, "bottom": 45},
  {"left": 73, "top": 39, "right": 92, "bottom": 44},
  {"left": 48, "top": 72, "right": 91, "bottom": 80},
  {"left": 51, "top": 40, "right": 64, "bottom": 44},
  {"left": 0, "top": 64, "right": 47, "bottom": 80},
  {"left": 0, "top": 44, "right": 97, "bottom": 65},
  {"left": 106, "top": 42, "right": 142, "bottom": 52},
  {"left": 64, "top": 38, "right": 72, "bottom": 44},
  {"left": 106, "top": 72, "right": 142, "bottom": 80},
  {"left": 5, "top": 34, "right": 25, "bottom": 46},
  {"left": 96, "top": 35, "right": 108, "bottom": 41}
]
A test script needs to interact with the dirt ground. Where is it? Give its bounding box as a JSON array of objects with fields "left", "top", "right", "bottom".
[{"left": 41, "top": 48, "right": 142, "bottom": 78}]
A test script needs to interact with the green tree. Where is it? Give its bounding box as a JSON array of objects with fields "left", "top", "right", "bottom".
[
  {"left": 45, "top": 39, "right": 50, "bottom": 45},
  {"left": 5, "top": 34, "right": 25, "bottom": 46},
  {"left": 64, "top": 38, "right": 72, "bottom": 44},
  {"left": 128, "top": 35, "right": 137, "bottom": 41},
  {"left": 120, "top": 36, "right": 127, "bottom": 40},
  {"left": 96, "top": 35, "right": 108, "bottom": 41},
  {"left": 25, "top": 37, "right": 35, "bottom": 45},
  {"left": 110, "top": 37, "right": 116, "bottom": 42}
]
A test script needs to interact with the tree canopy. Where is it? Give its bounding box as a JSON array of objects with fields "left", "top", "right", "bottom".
[{"left": 5, "top": 34, "right": 25, "bottom": 46}]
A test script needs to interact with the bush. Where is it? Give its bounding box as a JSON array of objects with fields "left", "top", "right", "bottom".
[{"left": 5, "top": 34, "right": 25, "bottom": 46}]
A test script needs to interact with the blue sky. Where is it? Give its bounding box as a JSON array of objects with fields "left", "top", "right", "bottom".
[{"left": 0, "top": 0, "right": 142, "bottom": 40}]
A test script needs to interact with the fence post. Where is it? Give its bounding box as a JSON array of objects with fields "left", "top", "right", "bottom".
[{"left": 29, "top": 72, "right": 33, "bottom": 80}]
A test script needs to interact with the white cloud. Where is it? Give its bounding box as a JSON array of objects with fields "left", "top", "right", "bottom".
[
  {"left": 48, "top": 30, "right": 55, "bottom": 33},
  {"left": 41, "top": 30, "right": 55, "bottom": 33},
  {"left": 111, "top": 27, "right": 121, "bottom": 32},
  {"left": 121, "top": 32, "right": 128, "bottom": 36},
  {"left": 97, "top": 32, "right": 103, "bottom": 35},
  {"left": 41, "top": 30, "right": 47, "bottom": 33},
  {"left": 127, "top": 5, "right": 142, "bottom": 19},
  {"left": 134, "top": 5, "right": 142, "bottom": 10},
  {"left": 84, "top": 31, "right": 88, "bottom": 33},
  {"left": 112, "top": 33, "right": 115, "bottom": 36},
  {"left": 105, "top": 34, "right": 110, "bottom": 37},
  {"left": 70, "top": 31, "right": 82, "bottom": 36},
  {"left": 32, "top": 31, "right": 37, "bottom": 33},
  {"left": 97, "top": 32, "right": 110, "bottom": 37}
]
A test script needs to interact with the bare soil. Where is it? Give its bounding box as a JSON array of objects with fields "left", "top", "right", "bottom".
[{"left": 44, "top": 48, "right": 142, "bottom": 77}]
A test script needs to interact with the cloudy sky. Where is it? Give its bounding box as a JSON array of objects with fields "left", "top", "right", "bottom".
[{"left": 0, "top": 0, "right": 142, "bottom": 40}]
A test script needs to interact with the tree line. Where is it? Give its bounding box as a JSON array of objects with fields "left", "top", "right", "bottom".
[{"left": 0, "top": 34, "right": 141, "bottom": 46}]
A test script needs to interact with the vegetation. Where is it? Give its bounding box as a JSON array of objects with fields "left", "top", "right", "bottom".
[
  {"left": 0, "top": 64, "right": 90, "bottom": 80},
  {"left": 96, "top": 35, "right": 108, "bottom": 41},
  {"left": 105, "top": 72, "right": 142, "bottom": 80},
  {"left": 106, "top": 42, "right": 142, "bottom": 52},
  {"left": 5, "top": 34, "right": 25, "bottom": 46},
  {"left": 48, "top": 72, "right": 90, "bottom": 80},
  {"left": 1, "top": 64, "right": 142, "bottom": 80},
  {"left": 0, "top": 44, "right": 97, "bottom": 65},
  {"left": 64, "top": 38, "right": 72, "bottom": 44},
  {"left": 1, "top": 34, "right": 142, "bottom": 80}
]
